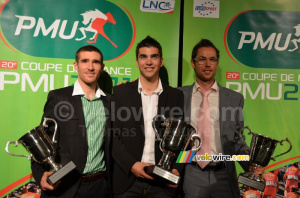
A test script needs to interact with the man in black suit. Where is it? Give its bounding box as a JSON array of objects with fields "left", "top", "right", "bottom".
[
  {"left": 111, "top": 36, "right": 184, "bottom": 197},
  {"left": 31, "top": 45, "right": 111, "bottom": 198}
]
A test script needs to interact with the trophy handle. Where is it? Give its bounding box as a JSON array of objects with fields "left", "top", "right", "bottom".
[
  {"left": 5, "top": 141, "right": 32, "bottom": 160},
  {"left": 42, "top": 117, "right": 58, "bottom": 143},
  {"left": 239, "top": 126, "right": 253, "bottom": 136},
  {"left": 152, "top": 115, "right": 166, "bottom": 142},
  {"left": 271, "top": 138, "right": 292, "bottom": 161},
  {"left": 190, "top": 133, "right": 202, "bottom": 151}
]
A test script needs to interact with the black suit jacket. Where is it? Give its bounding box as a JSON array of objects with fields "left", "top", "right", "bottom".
[
  {"left": 31, "top": 86, "right": 111, "bottom": 198},
  {"left": 111, "top": 80, "right": 184, "bottom": 194}
]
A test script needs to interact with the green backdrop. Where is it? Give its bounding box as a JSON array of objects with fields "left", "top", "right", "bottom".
[
  {"left": 0, "top": 0, "right": 181, "bottom": 196},
  {"left": 182, "top": 0, "right": 300, "bottom": 174},
  {"left": 0, "top": 0, "right": 299, "bottom": 196}
]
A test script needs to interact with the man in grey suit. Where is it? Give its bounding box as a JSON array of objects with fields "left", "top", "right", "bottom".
[{"left": 179, "top": 39, "right": 263, "bottom": 198}]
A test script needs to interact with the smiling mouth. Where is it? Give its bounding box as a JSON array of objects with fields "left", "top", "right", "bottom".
[
  {"left": 86, "top": 73, "right": 95, "bottom": 76},
  {"left": 144, "top": 67, "right": 155, "bottom": 71},
  {"left": 203, "top": 70, "right": 212, "bottom": 74}
]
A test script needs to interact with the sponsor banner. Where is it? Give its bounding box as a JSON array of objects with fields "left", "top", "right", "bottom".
[
  {"left": 182, "top": 0, "right": 300, "bottom": 176},
  {"left": 193, "top": 0, "right": 219, "bottom": 18},
  {"left": 226, "top": 10, "right": 300, "bottom": 69},
  {"left": 140, "top": 0, "right": 175, "bottom": 14},
  {"left": 1, "top": 0, "right": 134, "bottom": 60},
  {"left": 0, "top": 0, "right": 181, "bottom": 196}
]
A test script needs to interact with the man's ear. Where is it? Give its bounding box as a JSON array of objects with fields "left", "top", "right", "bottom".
[
  {"left": 191, "top": 60, "right": 196, "bottom": 69},
  {"left": 74, "top": 61, "right": 78, "bottom": 72},
  {"left": 160, "top": 58, "right": 164, "bottom": 67},
  {"left": 101, "top": 63, "right": 105, "bottom": 72}
]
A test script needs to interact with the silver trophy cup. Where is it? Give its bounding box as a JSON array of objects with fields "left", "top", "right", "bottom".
[
  {"left": 6, "top": 118, "right": 76, "bottom": 185},
  {"left": 238, "top": 126, "right": 292, "bottom": 191},
  {"left": 145, "top": 115, "right": 202, "bottom": 184}
]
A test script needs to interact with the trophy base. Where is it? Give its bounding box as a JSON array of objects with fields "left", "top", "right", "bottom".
[
  {"left": 144, "top": 165, "right": 180, "bottom": 185},
  {"left": 238, "top": 175, "right": 265, "bottom": 192},
  {"left": 48, "top": 161, "right": 76, "bottom": 185}
]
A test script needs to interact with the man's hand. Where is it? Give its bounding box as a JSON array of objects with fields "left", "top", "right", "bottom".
[
  {"left": 131, "top": 162, "right": 154, "bottom": 180},
  {"left": 166, "top": 169, "right": 180, "bottom": 188},
  {"left": 249, "top": 165, "right": 265, "bottom": 178},
  {"left": 40, "top": 172, "right": 60, "bottom": 191},
  {"left": 116, "top": 80, "right": 128, "bottom": 86},
  {"left": 254, "top": 166, "right": 265, "bottom": 176},
  {"left": 116, "top": 79, "right": 135, "bottom": 86}
]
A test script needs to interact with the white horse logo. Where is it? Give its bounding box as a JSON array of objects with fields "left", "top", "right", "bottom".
[
  {"left": 289, "top": 24, "right": 300, "bottom": 52},
  {"left": 76, "top": 9, "right": 117, "bottom": 47}
]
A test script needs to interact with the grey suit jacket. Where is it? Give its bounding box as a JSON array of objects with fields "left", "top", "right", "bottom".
[{"left": 178, "top": 83, "right": 250, "bottom": 198}]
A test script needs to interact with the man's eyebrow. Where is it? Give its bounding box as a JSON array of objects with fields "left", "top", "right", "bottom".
[
  {"left": 93, "top": 59, "right": 101, "bottom": 63},
  {"left": 198, "top": 56, "right": 217, "bottom": 59}
]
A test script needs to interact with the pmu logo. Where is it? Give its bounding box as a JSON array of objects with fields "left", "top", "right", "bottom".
[
  {"left": 0, "top": 0, "right": 135, "bottom": 61},
  {"left": 140, "top": 0, "right": 175, "bottom": 14},
  {"left": 225, "top": 10, "right": 300, "bottom": 69}
]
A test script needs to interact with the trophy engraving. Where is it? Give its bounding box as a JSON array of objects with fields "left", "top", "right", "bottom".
[
  {"left": 238, "top": 126, "right": 292, "bottom": 191},
  {"left": 144, "top": 115, "right": 202, "bottom": 184},
  {"left": 5, "top": 118, "right": 76, "bottom": 185}
]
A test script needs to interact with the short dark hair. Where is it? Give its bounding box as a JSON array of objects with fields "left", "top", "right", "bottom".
[
  {"left": 135, "top": 36, "right": 162, "bottom": 60},
  {"left": 191, "top": 39, "right": 220, "bottom": 62},
  {"left": 75, "top": 45, "right": 103, "bottom": 64}
]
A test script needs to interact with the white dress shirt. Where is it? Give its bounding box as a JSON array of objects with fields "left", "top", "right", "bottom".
[
  {"left": 72, "top": 80, "right": 106, "bottom": 98},
  {"left": 138, "top": 79, "right": 163, "bottom": 165}
]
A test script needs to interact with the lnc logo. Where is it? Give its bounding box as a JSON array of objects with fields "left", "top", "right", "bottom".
[
  {"left": 225, "top": 10, "right": 300, "bottom": 69},
  {"left": 1, "top": 0, "right": 135, "bottom": 60},
  {"left": 140, "top": 0, "right": 175, "bottom": 13}
]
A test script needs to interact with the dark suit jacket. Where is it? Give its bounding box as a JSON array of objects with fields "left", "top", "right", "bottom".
[
  {"left": 178, "top": 83, "right": 250, "bottom": 198},
  {"left": 111, "top": 80, "right": 184, "bottom": 194},
  {"left": 31, "top": 86, "right": 111, "bottom": 198}
]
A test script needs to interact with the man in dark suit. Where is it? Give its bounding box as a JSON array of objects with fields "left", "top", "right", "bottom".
[
  {"left": 31, "top": 45, "right": 111, "bottom": 198},
  {"left": 178, "top": 39, "right": 263, "bottom": 198},
  {"left": 111, "top": 36, "right": 184, "bottom": 197}
]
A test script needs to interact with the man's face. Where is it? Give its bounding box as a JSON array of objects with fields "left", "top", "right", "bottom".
[
  {"left": 74, "top": 51, "right": 103, "bottom": 86},
  {"left": 136, "top": 47, "right": 163, "bottom": 81},
  {"left": 191, "top": 47, "right": 218, "bottom": 84}
]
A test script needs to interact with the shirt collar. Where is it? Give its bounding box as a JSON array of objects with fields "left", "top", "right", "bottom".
[
  {"left": 192, "top": 80, "right": 219, "bottom": 94},
  {"left": 138, "top": 78, "right": 163, "bottom": 95},
  {"left": 72, "top": 80, "right": 106, "bottom": 98}
]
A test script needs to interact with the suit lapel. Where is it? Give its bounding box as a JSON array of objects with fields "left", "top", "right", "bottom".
[
  {"left": 131, "top": 81, "right": 144, "bottom": 136},
  {"left": 219, "top": 85, "right": 230, "bottom": 139},
  {"left": 158, "top": 84, "right": 168, "bottom": 115},
  {"left": 72, "top": 95, "right": 86, "bottom": 139},
  {"left": 183, "top": 85, "right": 193, "bottom": 124},
  {"left": 101, "top": 95, "right": 110, "bottom": 138},
  {"left": 153, "top": 84, "right": 169, "bottom": 135}
]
